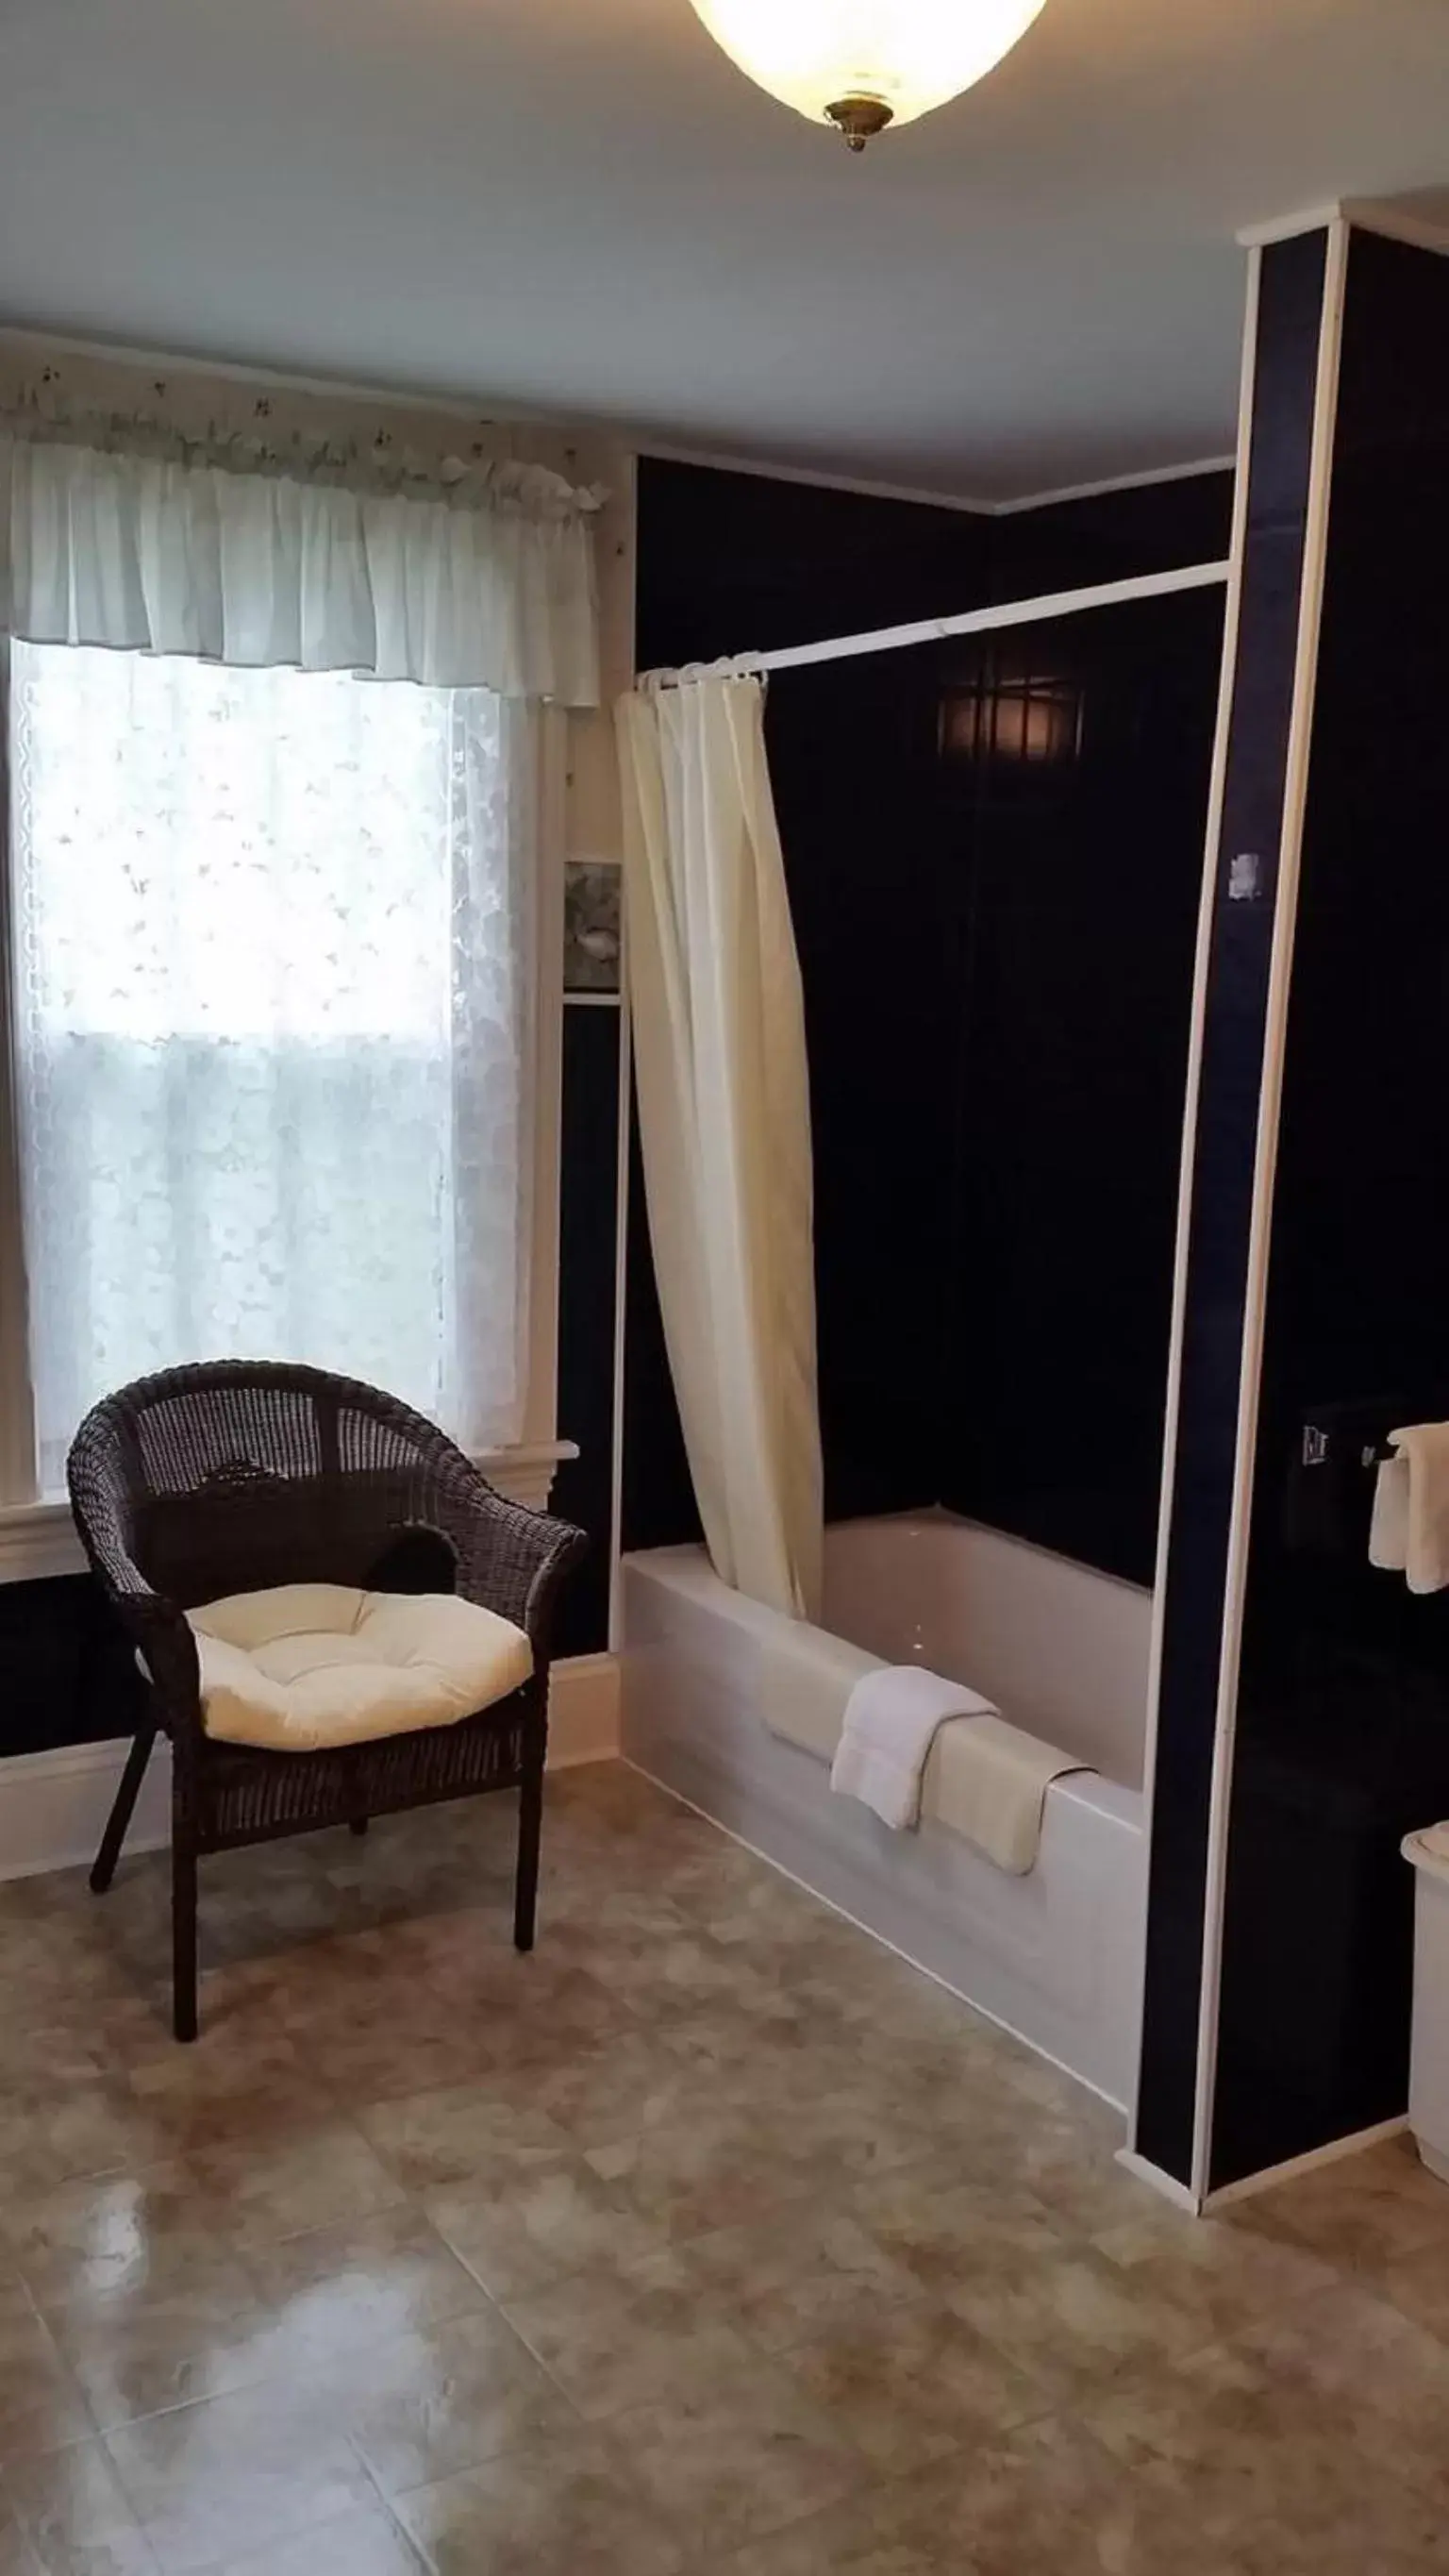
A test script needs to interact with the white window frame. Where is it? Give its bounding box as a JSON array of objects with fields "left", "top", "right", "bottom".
[{"left": 0, "top": 655, "right": 574, "bottom": 1581}]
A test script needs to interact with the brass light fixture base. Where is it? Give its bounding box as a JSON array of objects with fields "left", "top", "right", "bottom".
[{"left": 824, "top": 94, "right": 894, "bottom": 151}]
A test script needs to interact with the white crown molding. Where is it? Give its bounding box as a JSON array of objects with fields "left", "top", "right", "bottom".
[
  {"left": 1236, "top": 202, "right": 1344, "bottom": 249},
  {"left": 1237, "top": 198, "right": 1449, "bottom": 259},
  {"left": 0, "top": 1650, "right": 620, "bottom": 1882},
  {"left": 0, "top": 1440, "right": 579, "bottom": 1587},
  {"left": 637, "top": 437, "right": 992, "bottom": 515},
  {"left": 988, "top": 453, "right": 1238, "bottom": 517},
  {"left": 1340, "top": 197, "right": 1449, "bottom": 258},
  {"left": 640, "top": 436, "right": 1236, "bottom": 520}
]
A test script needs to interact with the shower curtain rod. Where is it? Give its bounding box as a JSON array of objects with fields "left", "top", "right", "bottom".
[{"left": 641, "top": 558, "right": 1230, "bottom": 688}]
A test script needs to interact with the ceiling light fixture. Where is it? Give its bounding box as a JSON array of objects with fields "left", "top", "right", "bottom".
[{"left": 687, "top": 0, "right": 1046, "bottom": 149}]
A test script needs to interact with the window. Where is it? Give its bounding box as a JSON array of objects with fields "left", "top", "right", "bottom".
[{"left": 2, "top": 643, "right": 555, "bottom": 1502}]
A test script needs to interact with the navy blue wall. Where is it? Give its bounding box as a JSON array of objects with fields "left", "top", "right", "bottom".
[
  {"left": 1136, "top": 227, "right": 1330, "bottom": 2187},
  {"left": 625, "top": 460, "right": 998, "bottom": 1547},
  {"left": 551, "top": 1001, "right": 622, "bottom": 1662},
  {"left": 1209, "top": 228, "right": 1449, "bottom": 2186},
  {"left": 934, "top": 591, "right": 1223, "bottom": 1580},
  {"left": 0, "top": 1575, "right": 142, "bottom": 1756},
  {"left": 626, "top": 456, "right": 1231, "bottom": 1574},
  {"left": 988, "top": 474, "right": 1235, "bottom": 601}
]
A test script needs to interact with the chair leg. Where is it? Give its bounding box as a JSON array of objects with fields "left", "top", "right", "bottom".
[
  {"left": 349, "top": 1816, "right": 369, "bottom": 1837},
  {"left": 89, "top": 1725, "right": 158, "bottom": 1895},
  {"left": 513, "top": 1760, "right": 543, "bottom": 1954},
  {"left": 172, "top": 1832, "right": 199, "bottom": 2044}
]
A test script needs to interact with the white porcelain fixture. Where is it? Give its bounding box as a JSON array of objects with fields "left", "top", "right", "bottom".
[{"left": 621, "top": 1510, "right": 1150, "bottom": 2106}]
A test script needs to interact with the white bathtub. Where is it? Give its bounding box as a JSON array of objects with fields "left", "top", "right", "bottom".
[{"left": 620, "top": 1512, "right": 1151, "bottom": 2108}]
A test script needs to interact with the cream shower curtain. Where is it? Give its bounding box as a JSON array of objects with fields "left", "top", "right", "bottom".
[{"left": 617, "top": 674, "right": 823, "bottom": 1620}]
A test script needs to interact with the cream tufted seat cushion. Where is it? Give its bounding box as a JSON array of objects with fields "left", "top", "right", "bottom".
[{"left": 185, "top": 1583, "right": 533, "bottom": 1754}]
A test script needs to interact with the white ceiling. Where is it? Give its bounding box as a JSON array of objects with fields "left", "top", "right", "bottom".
[{"left": 0, "top": 0, "right": 1446, "bottom": 501}]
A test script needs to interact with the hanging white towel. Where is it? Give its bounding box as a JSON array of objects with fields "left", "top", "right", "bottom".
[
  {"left": 1370, "top": 1424, "right": 1449, "bottom": 1596},
  {"left": 1371, "top": 1453, "right": 1410, "bottom": 1577},
  {"left": 830, "top": 1665, "right": 999, "bottom": 1832}
]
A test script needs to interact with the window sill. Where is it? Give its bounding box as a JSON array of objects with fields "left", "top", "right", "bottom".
[{"left": 0, "top": 1439, "right": 580, "bottom": 1586}]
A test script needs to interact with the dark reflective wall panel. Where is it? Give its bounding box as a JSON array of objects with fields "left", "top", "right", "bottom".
[
  {"left": 764, "top": 644, "right": 959, "bottom": 1523},
  {"left": 935, "top": 593, "right": 1222, "bottom": 1581},
  {"left": 551, "top": 1002, "right": 622, "bottom": 1659},
  {"left": 988, "top": 475, "right": 1233, "bottom": 603},
  {"left": 627, "top": 455, "right": 1225, "bottom": 1575},
  {"left": 625, "top": 460, "right": 994, "bottom": 1548},
  {"left": 1210, "top": 229, "right": 1449, "bottom": 2186},
  {"left": 633, "top": 459, "right": 993, "bottom": 663},
  {"left": 0, "top": 1575, "right": 142, "bottom": 1757},
  {"left": 1136, "top": 227, "right": 1330, "bottom": 2186}
]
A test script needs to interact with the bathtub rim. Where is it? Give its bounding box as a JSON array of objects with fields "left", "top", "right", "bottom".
[{"left": 623, "top": 1523, "right": 1146, "bottom": 1825}]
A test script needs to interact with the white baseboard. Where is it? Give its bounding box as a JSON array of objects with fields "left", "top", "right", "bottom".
[
  {"left": 0, "top": 1733, "right": 175, "bottom": 1882},
  {"left": 1202, "top": 2114, "right": 1410, "bottom": 2210},
  {"left": 1114, "top": 2148, "right": 1203, "bottom": 2215},
  {"left": 0, "top": 1654, "right": 621, "bottom": 1883},
  {"left": 1114, "top": 2117, "right": 1414, "bottom": 2220},
  {"left": 547, "top": 1652, "right": 621, "bottom": 1769}
]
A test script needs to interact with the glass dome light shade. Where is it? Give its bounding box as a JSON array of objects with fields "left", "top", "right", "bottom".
[{"left": 688, "top": 0, "right": 1047, "bottom": 141}]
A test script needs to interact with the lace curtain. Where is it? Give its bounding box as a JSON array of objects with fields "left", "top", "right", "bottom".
[{"left": 9, "top": 642, "right": 536, "bottom": 1493}]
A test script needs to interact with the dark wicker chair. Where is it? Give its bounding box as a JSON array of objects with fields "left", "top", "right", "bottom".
[{"left": 67, "top": 1360, "right": 587, "bottom": 2041}]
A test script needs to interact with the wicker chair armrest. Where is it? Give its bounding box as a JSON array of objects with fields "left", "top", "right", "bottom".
[
  {"left": 65, "top": 1464, "right": 147, "bottom": 1603},
  {"left": 424, "top": 1468, "right": 587, "bottom": 1644},
  {"left": 66, "top": 1468, "right": 204, "bottom": 1723},
  {"left": 129, "top": 1595, "right": 205, "bottom": 1733}
]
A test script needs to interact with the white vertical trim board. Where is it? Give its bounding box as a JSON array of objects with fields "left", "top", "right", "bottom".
[
  {"left": 525, "top": 702, "right": 570, "bottom": 1459},
  {"left": 0, "top": 1653, "right": 622, "bottom": 1883},
  {"left": 0, "top": 645, "right": 37, "bottom": 1514},
  {"left": 1130, "top": 244, "right": 1262, "bottom": 2158},
  {"left": 1114, "top": 2149, "right": 1203, "bottom": 2216},
  {"left": 1189, "top": 216, "right": 1350, "bottom": 2203},
  {"left": 607, "top": 925, "right": 634, "bottom": 1655}
]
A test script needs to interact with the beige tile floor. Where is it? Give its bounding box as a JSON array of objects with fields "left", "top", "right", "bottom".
[{"left": 1, "top": 1760, "right": 1447, "bottom": 2573}]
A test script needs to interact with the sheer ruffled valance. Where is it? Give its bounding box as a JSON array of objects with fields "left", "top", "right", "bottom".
[{"left": 0, "top": 424, "right": 602, "bottom": 702}]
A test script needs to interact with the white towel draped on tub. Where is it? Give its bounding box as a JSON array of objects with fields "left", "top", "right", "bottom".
[
  {"left": 830, "top": 1664, "right": 1089, "bottom": 1873},
  {"left": 928, "top": 1711, "right": 1089, "bottom": 1876},
  {"left": 830, "top": 1665, "right": 999, "bottom": 1832},
  {"left": 1371, "top": 1423, "right": 1449, "bottom": 1596}
]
